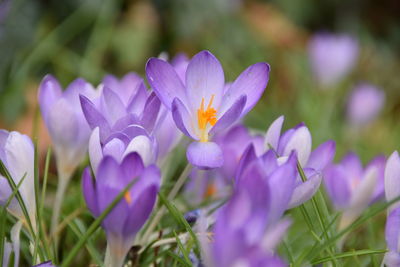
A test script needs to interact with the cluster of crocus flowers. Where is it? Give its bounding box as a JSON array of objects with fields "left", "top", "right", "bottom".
[
  {"left": 146, "top": 50, "right": 270, "bottom": 169},
  {"left": 208, "top": 150, "right": 297, "bottom": 266}
]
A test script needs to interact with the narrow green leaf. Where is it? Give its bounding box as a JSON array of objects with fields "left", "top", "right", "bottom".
[
  {"left": 157, "top": 192, "right": 200, "bottom": 255},
  {"left": 173, "top": 230, "right": 192, "bottom": 265},
  {"left": 61, "top": 179, "right": 137, "bottom": 267},
  {"left": 311, "top": 249, "right": 387, "bottom": 264},
  {"left": 166, "top": 251, "right": 191, "bottom": 267}
]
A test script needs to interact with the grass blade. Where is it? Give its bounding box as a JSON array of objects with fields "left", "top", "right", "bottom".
[{"left": 311, "top": 249, "right": 387, "bottom": 265}]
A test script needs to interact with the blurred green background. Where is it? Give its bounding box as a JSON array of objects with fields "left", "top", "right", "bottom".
[{"left": 0, "top": 0, "right": 399, "bottom": 161}]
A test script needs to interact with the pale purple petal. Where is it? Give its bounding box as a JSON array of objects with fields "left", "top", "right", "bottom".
[
  {"left": 324, "top": 166, "right": 351, "bottom": 209},
  {"left": 186, "top": 141, "right": 223, "bottom": 169},
  {"left": 307, "top": 140, "right": 336, "bottom": 171},
  {"left": 264, "top": 115, "right": 284, "bottom": 152},
  {"left": 220, "top": 62, "right": 270, "bottom": 116},
  {"left": 209, "top": 95, "right": 246, "bottom": 135},
  {"left": 288, "top": 171, "right": 322, "bottom": 208},
  {"left": 282, "top": 126, "right": 312, "bottom": 166},
  {"left": 386, "top": 207, "right": 400, "bottom": 252},
  {"left": 38, "top": 75, "right": 62, "bottom": 123},
  {"left": 171, "top": 98, "right": 198, "bottom": 140},
  {"left": 140, "top": 92, "right": 161, "bottom": 132},
  {"left": 103, "top": 138, "right": 126, "bottom": 163},
  {"left": 80, "top": 95, "right": 111, "bottom": 141},
  {"left": 123, "top": 135, "right": 156, "bottom": 166},
  {"left": 88, "top": 127, "right": 103, "bottom": 173},
  {"left": 185, "top": 51, "right": 224, "bottom": 111},
  {"left": 102, "top": 87, "right": 127, "bottom": 125},
  {"left": 82, "top": 167, "right": 99, "bottom": 216},
  {"left": 385, "top": 151, "right": 400, "bottom": 203},
  {"left": 146, "top": 58, "right": 186, "bottom": 109}
]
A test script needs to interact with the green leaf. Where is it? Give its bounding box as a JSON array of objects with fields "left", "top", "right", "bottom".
[
  {"left": 311, "top": 249, "right": 387, "bottom": 265},
  {"left": 173, "top": 230, "right": 192, "bottom": 265},
  {"left": 157, "top": 192, "right": 200, "bottom": 256}
]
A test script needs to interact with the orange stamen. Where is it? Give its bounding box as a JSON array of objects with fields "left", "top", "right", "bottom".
[
  {"left": 124, "top": 192, "right": 132, "bottom": 204},
  {"left": 197, "top": 95, "right": 218, "bottom": 142}
]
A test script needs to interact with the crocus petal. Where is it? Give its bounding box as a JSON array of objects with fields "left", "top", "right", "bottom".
[
  {"left": 103, "top": 138, "right": 126, "bottom": 163},
  {"left": 140, "top": 92, "right": 161, "bottom": 132},
  {"left": 386, "top": 207, "right": 400, "bottom": 253},
  {"left": 288, "top": 171, "right": 322, "bottom": 208},
  {"left": 283, "top": 126, "right": 312, "bottom": 166},
  {"left": 82, "top": 167, "right": 98, "bottom": 216},
  {"left": 307, "top": 140, "right": 336, "bottom": 171},
  {"left": 88, "top": 128, "right": 102, "bottom": 174},
  {"left": 47, "top": 99, "right": 78, "bottom": 147},
  {"left": 384, "top": 251, "right": 400, "bottom": 267},
  {"left": 341, "top": 152, "right": 363, "bottom": 178},
  {"left": 210, "top": 95, "right": 246, "bottom": 135},
  {"left": 262, "top": 218, "right": 292, "bottom": 252},
  {"left": 171, "top": 98, "right": 198, "bottom": 140},
  {"left": 339, "top": 166, "right": 377, "bottom": 229},
  {"left": 10, "top": 220, "right": 22, "bottom": 267},
  {"left": 385, "top": 151, "right": 400, "bottom": 205},
  {"left": 38, "top": 75, "right": 63, "bottom": 123},
  {"left": 146, "top": 58, "right": 186, "bottom": 109},
  {"left": 123, "top": 135, "right": 155, "bottom": 166},
  {"left": 324, "top": 166, "right": 351, "bottom": 209},
  {"left": 220, "top": 62, "right": 270, "bottom": 116},
  {"left": 267, "top": 160, "right": 296, "bottom": 225},
  {"left": 80, "top": 95, "right": 111, "bottom": 141},
  {"left": 120, "top": 152, "right": 144, "bottom": 181},
  {"left": 102, "top": 87, "right": 127, "bottom": 125},
  {"left": 185, "top": 51, "right": 225, "bottom": 111},
  {"left": 187, "top": 141, "right": 223, "bottom": 169},
  {"left": 235, "top": 144, "right": 258, "bottom": 183},
  {"left": 127, "top": 82, "right": 149, "bottom": 115},
  {"left": 264, "top": 115, "right": 284, "bottom": 152}
]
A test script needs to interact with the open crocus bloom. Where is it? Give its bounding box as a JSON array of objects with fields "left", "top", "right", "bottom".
[
  {"left": 146, "top": 50, "right": 270, "bottom": 169},
  {"left": 263, "top": 116, "right": 336, "bottom": 208},
  {"left": 324, "top": 152, "right": 385, "bottom": 229}
]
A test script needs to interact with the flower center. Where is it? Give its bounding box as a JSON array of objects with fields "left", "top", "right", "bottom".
[{"left": 197, "top": 95, "right": 217, "bottom": 142}]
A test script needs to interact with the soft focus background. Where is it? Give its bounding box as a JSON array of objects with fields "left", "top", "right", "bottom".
[{"left": 1, "top": 0, "right": 400, "bottom": 264}]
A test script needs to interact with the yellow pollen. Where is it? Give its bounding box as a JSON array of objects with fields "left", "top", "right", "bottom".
[
  {"left": 197, "top": 95, "right": 218, "bottom": 142},
  {"left": 124, "top": 192, "right": 132, "bottom": 204}
]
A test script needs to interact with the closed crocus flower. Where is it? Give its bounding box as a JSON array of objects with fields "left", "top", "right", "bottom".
[
  {"left": 39, "top": 75, "right": 96, "bottom": 234},
  {"left": 146, "top": 50, "right": 270, "bottom": 169},
  {"left": 210, "top": 159, "right": 292, "bottom": 267},
  {"left": 385, "top": 151, "right": 400, "bottom": 212},
  {"left": 82, "top": 152, "right": 160, "bottom": 267},
  {"left": 0, "top": 130, "right": 35, "bottom": 227},
  {"left": 324, "top": 152, "right": 385, "bottom": 229},
  {"left": 308, "top": 33, "right": 358, "bottom": 88},
  {"left": 88, "top": 125, "right": 158, "bottom": 174},
  {"left": 347, "top": 83, "right": 385, "bottom": 126},
  {"left": 263, "top": 116, "right": 336, "bottom": 208}
]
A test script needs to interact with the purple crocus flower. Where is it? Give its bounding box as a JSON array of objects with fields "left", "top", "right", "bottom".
[
  {"left": 210, "top": 157, "right": 294, "bottom": 267},
  {"left": 263, "top": 116, "right": 336, "bottom": 207},
  {"left": 324, "top": 152, "right": 385, "bottom": 229},
  {"left": 39, "top": 75, "right": 96, "bottom": 178},
  {"left": 82, "top": 152, "right": 160, "bottom": 267},
  {"left": 32, "top": 261, "right": 57, "bottom": 267},
  {"left": 308, "top": 33, "right": 359, "bottom": 88},
  {"left": 0, "top": 130, "right": 35, "bottom": 227},
  {"left": 347, "top": 83, "right": 385, "bottom": 126},
  {"left": 383, "top": 151, "right": 400, "bottom": 266},
  {"left": 146, "top": 50, "right": 270, "bottom": 169}
]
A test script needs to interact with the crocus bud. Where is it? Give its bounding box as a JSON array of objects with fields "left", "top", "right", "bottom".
[
  {"left": 0, "top": 130, "right": 35, "bottom": 226},
  {"left": 82, "top": 152, "right": 160, "bottom": 267},
  {"left": 308, "top": 33, "right": 358, "bottom": 88}
]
